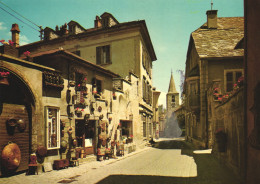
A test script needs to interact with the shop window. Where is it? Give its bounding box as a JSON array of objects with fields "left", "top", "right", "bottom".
[
  {"left": 225, "top": 70, "right": 243, "bottom": 92},
  {"left": 121, "top": 121, "right": 133, "bottom": 138},
  {"left": 96, "top": 45, "right": 111, "bottom": 65},
  {"left": 46, "top": 107, "right": 60, "bottom": 150}
]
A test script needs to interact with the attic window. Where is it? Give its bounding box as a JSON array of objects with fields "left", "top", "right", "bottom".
[{"left": 103, "top": 18, "right": 109, "bottom": 27}]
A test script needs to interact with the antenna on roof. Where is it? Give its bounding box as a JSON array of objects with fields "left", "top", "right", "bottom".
[{"left": 211, "top": 0, "right": 213, "bottom": 10}]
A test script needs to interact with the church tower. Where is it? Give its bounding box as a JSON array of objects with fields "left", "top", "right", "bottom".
[{"left": 166, "top": 71, "right": 179, "bottom": 114}]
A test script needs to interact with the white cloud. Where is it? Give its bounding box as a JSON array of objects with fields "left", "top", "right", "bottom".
[
  {"left": 19, "top": 34, "right": 30, "bottom": 45},
  {"left": 0, "top": 22, "right": 7, "bottom": 30}
]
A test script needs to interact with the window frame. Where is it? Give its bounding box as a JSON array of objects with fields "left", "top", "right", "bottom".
[
  {"left": 96, "top": 45, "right": 111, "bottom": 65},
  {"left": 45, "top": 106, "right": 60, "bottom": 150},
  {"left": 224, "top": 69, "right": 243, "bottom": 92}
]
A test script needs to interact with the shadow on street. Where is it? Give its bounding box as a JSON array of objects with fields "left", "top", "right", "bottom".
[{"left": 97, "top": 140, "right": 244, "bottom": 184}]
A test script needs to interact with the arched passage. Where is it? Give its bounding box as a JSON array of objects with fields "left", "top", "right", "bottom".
[{"left": 0, "top": 67, "right": 36, "bottom": 175}]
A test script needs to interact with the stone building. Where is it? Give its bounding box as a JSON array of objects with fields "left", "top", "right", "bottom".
[
  {"left": 184, "top": 10, "right": 244, "bottom": 148},
  {"left": 164, "top": 72, "right": 181, "bottom": 137},
  {"left": 0, "top": 16, "right": 156, "bottom": 174},
  {"left": 166, "top": 72, "right": 179, "bottom": 115},
  {"left": 19, "top": 12, "right": 157, "bottom": 145},
  {"left": 152, "top": 89, "right": 160, "bottom": 139},
  {"left": 0, "top": 43, "right": 59, "bottom": 175},
  {"left": 158, "top": 105, "right": 166, "bottom": 137}
]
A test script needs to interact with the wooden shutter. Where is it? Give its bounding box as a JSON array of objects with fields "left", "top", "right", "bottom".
[
  {"left": 105, "top": 45, "right": 110, "bottom": 64},
  {"left": 96, "top": 47, "right": 101, "bottom": 64}
]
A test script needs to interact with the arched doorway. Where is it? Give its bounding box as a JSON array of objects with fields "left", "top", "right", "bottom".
[{"left": 0, "top": 67, "right": 35, "bottom": 175}]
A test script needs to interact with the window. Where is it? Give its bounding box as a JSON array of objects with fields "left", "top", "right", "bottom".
[
  {"left": 92, "top": 77, "right": 103, "bottom": 95},
  {"left": 172, "top": 96, "right": 175, "bottom": 103},
  {"left": 143, "top": 122, "right": 147, "bottom": 137},
  {"left": 96, "top": 79, "right": 102, "bottom": 94},
  {"left": 225, "top": 70, "right": 243, "bottom": 92},
  {"left": 142, "top": 78, "right": 146, "bottom": 101},
  {"left": 46, "top": 107, "right": 60, "bottom": 150},
  {"left": 96, "top": 45, "right": 111, "bottom": 65}
]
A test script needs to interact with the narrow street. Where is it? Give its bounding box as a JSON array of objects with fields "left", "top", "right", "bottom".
[{"left": 0, "top": 139, "right": 243, "bottom": 184}]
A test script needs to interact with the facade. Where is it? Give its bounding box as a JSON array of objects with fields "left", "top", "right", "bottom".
[
  {"left": 158, "top": 105, "right": 166, "bottom": 137},
  {"left": 0, "top": 43, "right": 61, "bottom": 175},
  {"left": 19, "top": 12, "right": 157, "bottom": 144},
  {"left": 0, "top": 12, "right": 158, "bottom": 175},
  {"left": 152, "top": 89, "right": 161, "bottom": 139},
  {"left": 184, "top": 10, "right": 244, "bottom": 148},
  {"left": 244, "top": 0, "right": 260, "bottom": 183}
]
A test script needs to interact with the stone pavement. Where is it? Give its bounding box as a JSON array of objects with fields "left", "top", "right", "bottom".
[
  {"left": 0, "top": 147, "right": 152, "bottom": 184},
  {"left": 0, "top": 139, "right": 245, "bottom": 184}
]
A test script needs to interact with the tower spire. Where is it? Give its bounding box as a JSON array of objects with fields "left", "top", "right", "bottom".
[
  {"left": 168, "top": 72, "right": 177, "bottom": 93},
  {"left": 211, "top": 0, "right": 213, "bottom": 10}
]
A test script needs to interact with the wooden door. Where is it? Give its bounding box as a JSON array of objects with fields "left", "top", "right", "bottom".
[{"left": 0, "top": 103, "right": 30, "bottom": 175}]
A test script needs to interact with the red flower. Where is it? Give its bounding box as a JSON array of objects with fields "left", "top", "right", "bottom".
[
  {"left": 237, "top": 76, "right": 244, "bottom": 83},
  {"left": 78, "top": 84, "right": 81, "bottom": 87},
  {"left": 0, "top": 40, "right": 5, "bottom": 43},
  {"left": 218, "top": 97, "right": 222, "bottom": 101},
  {"left": 81, "top": 109, "right": 84, "bottom": 112},
  {"left": 23, "top": 51, "right": 31, "bottom": 56},
  {"left": 84, "top": 77, "right": 87, "bottom": 81},
  {"left": 8, "top": 40, "right": 14, "bottom": 46},
  {"left": 0, "top": 71, "right": 10, "bottom": 77}
]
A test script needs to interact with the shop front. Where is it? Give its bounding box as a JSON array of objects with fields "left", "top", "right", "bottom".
[{"left": 0, "top": 67, "right": 35, "bottom": 175}]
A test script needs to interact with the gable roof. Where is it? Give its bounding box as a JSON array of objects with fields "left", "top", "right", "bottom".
[
  {"left": 192, "top": 17, "right": 244, "bottom": 59},
  {"left": 19, "top": 13, "right": 157, "bottom": 61}
]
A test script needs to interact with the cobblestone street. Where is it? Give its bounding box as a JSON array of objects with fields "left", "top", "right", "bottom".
[{"left": 0, "top": 139, "right": 244, "bottom": 184}]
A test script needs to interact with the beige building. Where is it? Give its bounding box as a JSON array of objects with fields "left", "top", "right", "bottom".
[
  {"left": 0, "top": 16, "right": 157, "bottom": 174},
  {"left": 19, "top": 12, "right": 157, "bottom": 146},
  {"left": 184, "top": 10, "right": 244, "bottom": 148}
]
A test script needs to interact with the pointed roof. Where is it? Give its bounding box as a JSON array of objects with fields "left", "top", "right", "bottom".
[{"left": 168, "top": 72, "right": 178, "bottom": 93}]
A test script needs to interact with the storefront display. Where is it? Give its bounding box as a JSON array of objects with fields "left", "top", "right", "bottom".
[{"left": 45, "top": 107, "right": 60, "bottom": 150}]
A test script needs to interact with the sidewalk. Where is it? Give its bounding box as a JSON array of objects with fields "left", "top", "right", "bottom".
[{"left": 0, "top": 147, "right": 152, "bottom": 184}]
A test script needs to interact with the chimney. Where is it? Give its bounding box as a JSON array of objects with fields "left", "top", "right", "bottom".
[
  {"left": 206, "top": 10, "right": 218, "bottom": 29},
  {"left": 10, "top": 24, "right": 20, "bottom": 47},
  {"left": 94, "top": 16, "right": 102, "bottom": 28}
]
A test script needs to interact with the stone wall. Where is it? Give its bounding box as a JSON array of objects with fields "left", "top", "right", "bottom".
[{"left": 207, "top": 87, "right": 245, "bottom": 178}]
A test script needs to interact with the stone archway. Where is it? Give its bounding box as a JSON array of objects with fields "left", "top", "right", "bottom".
[{"left": 0, "top": 66, "right": 37, "bottom": 175}]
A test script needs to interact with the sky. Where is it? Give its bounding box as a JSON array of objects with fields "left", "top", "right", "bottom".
[{"left": 0, "top": 0, "right": 244, "bottom": 107}]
